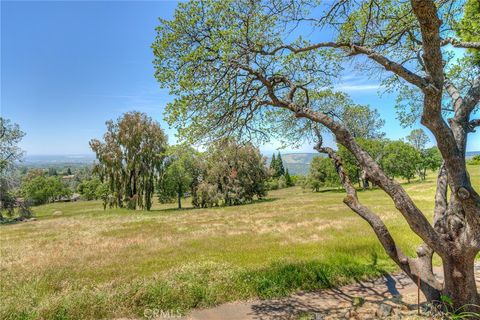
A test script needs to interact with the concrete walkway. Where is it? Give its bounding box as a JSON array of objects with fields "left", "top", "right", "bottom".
[{"left": 185, "top": 263, "right": 480, "bottom": 320}]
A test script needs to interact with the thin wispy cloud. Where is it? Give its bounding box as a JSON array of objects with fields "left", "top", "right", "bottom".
[{"left": 335, "top": 84, "right": 380, "bottom": 91}]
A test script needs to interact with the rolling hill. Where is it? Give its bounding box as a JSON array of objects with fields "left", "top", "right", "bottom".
[{"left": 266, "top": 153, "right": 322, "bottom": 175}]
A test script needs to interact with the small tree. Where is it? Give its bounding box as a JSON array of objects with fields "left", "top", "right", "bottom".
[
  {"left": 406, "top": 129, "right": 430, "bottom": 151},
  {"left": 417, "top": 147, "right": 442, "bottom": 181},
  {"left": 305, "top": 156, "right": 340, "bottom": 191},
  {"left": 406, "top": 129, "right": 442, "bottom": 181},
  {"left": 284, "top": 169, "right": 293, "bottom": 187},
  {"left": 338, "top": 138, "right": 387, "bottom": 189},
  {"left": 95, "top": 182, "right": 111, "bottom": 210},
  {"left": 0, "top": 118, "right": 31, "bottom": 220},
  {"left": 276, "top": 152, "right": 285, "bottom": 177},
  {"left": 21, "top": 176, "right": 71, "bottom": 205},
  {"left": 158, "top": 145, "right": 201, "bottom": 209},
  {"left": 77, "top": 178, "right": 101, "bottom": 200},
  {"left": 382, "top": 141, "right": 419, "bottom": 183},
  {"left": 468, "top": 154, "right": 480, "bottom": 165},
  {"left": 201, "top": 139, "right": 268, "bottom": 206},
  {"left": 269, "top": 153, "right": 277, "bottom": 175}
]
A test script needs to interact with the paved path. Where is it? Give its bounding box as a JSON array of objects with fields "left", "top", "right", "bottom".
[{"left": 185, "top": 263, "right": 480, "bottom": 320}]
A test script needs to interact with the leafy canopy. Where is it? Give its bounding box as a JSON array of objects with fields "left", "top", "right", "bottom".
[{"left": 153, "top": 0, "right": 477, "bottom": 144}]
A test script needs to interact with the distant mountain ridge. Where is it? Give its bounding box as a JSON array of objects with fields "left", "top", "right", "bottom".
[
  {"left": 19, "top": 151, "right": 480, "bottom": 173},
  {"left": 266, "top": 153, "right": 322, "bottom": 175},
  {"left": 270, "top": 151, "right": 480, "bottom": 176},
  {"left": 466, "top": 151, "right": 480, "bottom": 159},
  {"left": 21, "top": 154, "right": 95, "bottom": 168}
]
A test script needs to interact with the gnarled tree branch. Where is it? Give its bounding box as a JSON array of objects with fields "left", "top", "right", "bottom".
[
  {"left": 313, "top": 128, "right": 442, "bottom": 301},
  {"left": 254, "top": 42, "right": 429, "bottom": 90},
  {"left": 441, "top": 38, "right": 480, "bottom": 49}
]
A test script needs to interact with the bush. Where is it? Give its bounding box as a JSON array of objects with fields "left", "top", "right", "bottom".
[
  {"left": 304, "top": 157, "right": 340, "bottom": 192},
  {"left": 193, "top": 182, "right": 222, "bottom": 208},
  {"left": 21, "top": 176, "right": 71, "bottom": 205},
  {"left": 77, "top": 178, "right": 101, "bottom": 200},
  {"left": 467, "top": 154, "right": 480, "bottom": 165}
]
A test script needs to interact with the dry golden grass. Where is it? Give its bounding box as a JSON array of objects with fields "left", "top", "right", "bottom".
[{"left": 0, "top": 166, "right": 478, "bottom": 319}]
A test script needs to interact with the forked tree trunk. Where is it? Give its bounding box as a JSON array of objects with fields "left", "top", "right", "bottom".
[{"left": 314, "top": 136, "right": 479, "bottom": 316}]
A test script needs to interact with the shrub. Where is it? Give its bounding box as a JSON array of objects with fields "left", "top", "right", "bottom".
[{"left": 467, "top": 155, "right": 480, "bottom": 165}]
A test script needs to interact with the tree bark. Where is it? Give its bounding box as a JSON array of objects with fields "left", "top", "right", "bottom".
[
  {"left": 442, "top": 253, "right": 479, "bottom": 312},
  {"left": 225, "top": 0, "right": 480, "bottom": 311},
  {"left": 178, "top": 184, "right": 182, "bottom": 209}
]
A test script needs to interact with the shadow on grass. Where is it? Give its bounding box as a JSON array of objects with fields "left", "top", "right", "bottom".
[
  {"left": 243, "top": 257, "right": 387, "bottom": 300},
  {"left": 313, "top": 178, "right": 434, "bottom": 195},
  {"left": 151, "top": 197, "right": 279, "bottom": 213},
  {"left": 0, "top": 216, "right": 37, "bottom": 226},
  {"left": 246, "top": 259, "right": 419, "bottom": 320}
]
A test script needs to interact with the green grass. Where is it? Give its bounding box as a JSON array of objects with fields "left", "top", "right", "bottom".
[{"left": 1, "top": 166, "right": 478, "bottom": 319}]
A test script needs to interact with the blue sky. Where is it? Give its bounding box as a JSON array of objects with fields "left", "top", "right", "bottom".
[{"left": 1, "top": 1, "right": 479, "bottom": 156}]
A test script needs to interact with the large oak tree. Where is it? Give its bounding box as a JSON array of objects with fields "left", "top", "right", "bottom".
[{"left": 153, "top": 0, "right": 480, "bottom": 311}]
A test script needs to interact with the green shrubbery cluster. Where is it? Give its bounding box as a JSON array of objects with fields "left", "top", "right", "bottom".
[
  {"left": 266, "top": 152, "right": 294, "bottom": 190},
  {"left": 303, "top": 135, "right": 443, "bottom": 192},
  {"left": 157, "top": 138, "right": 269, "bottom": 208},
  {"left": 467, "top": 155, "right": 480, "bottom": 165},
  {"left": 21, "top": 173, "right": 72, "bottom": 205}
]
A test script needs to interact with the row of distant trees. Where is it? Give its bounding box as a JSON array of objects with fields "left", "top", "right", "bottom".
[
  {"left": 158, "top": 139, "right": 269, "bottom": 208},
  {"left": 304, "top": 129, "right": 443, "bottom": 191},
  {"left": 267, "top": 152, "right": 294, "bottom": 190},
  {"left": 86, "top": 111, "right": 270, "bottom": 210},
  {"left": 2, "top": 112, "right": 475, "bottom": 215}
]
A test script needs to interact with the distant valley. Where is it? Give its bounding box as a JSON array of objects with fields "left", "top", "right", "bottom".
[{"left": 21, "top": 151, "right": 479, "bottom": 175}]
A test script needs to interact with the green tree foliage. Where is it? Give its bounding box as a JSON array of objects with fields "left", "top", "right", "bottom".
[
  {"left": 338, "top": 138, "right": 387, "bottom": 187},
  {"left": 276, "top": 152, "right": 285, "bottom": 177},
  {"left": 284, "top": 169, "right": 293, "bottom": 187},
  {"left": 334, "top": 105, "right": 386, "bottom": 189},
  {"left": 95, "top": 182, "right": 111, "bottom": 210},
  {"left": 304, "top": 156, "right": 340, "bottom": 192},
  {"left": 77, "top": 178, "right": 102, "bottom": 200},
  {"left": 269, "top": 153, "right": 276, "bottom": 174},
  {"left": 152, "top": 0, "right": 480, "bottom": 308},
  {"left": 467, "top": 154, "right": 480, "bottom": 165},
  {"left": 267, "top": 152, "right": 291, "bottom": 189},
  {"left": 21, "top": 176, "right": 71, "bottom": 205},
  {"left": 0, "top": 118, "right": 31, "bottom": 220},
  {"left": 416, "top": 147, "right": 442, "bottom": 180},
  {"left": 456, "top": 0, "right": 480, "bottom": 64},
  {"left": 382, "top": 141, "right": 418, "bottom": 182},
  {"left": 194, "top": 181, "right": 222, "bottom": 208},
  {"left": 0, "top": 118, "right": 25, "bottom": 173},
  {"left": 269, "top": 152, "right": 285, "bottom": 178},
  {"left": 342, "top": 105, "right": 385, "bottom": 139},
  {"left": 157, "top": 145, "right": 201, "bottom": 209},
  {"left": 196, "top": 139, "right": 269, "bottom": 206},
  {"left": 48, "top": 168, "right": 58, "bottom": 176},
  {"left": 340, "top": 137, "right": 441, "bottom": 184},
  {"left": 406, "top": 129, "right": 441, "bottom": 180},
  {"left": 90, "top": 111, "right": 167, "bottom": 210},
  {"left": 406, "top": 129, "right": 430, "bottom": 151}
]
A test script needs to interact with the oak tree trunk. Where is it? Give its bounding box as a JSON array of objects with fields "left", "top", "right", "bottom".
[{"left": 443, "top": 254, "right": 479, "bottom": 312}]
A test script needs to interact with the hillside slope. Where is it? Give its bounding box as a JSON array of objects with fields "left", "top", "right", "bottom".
[{"left": 266, "top": 153, "right": 322, "bottom": 175}]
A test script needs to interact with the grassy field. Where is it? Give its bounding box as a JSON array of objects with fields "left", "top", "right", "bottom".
[{"left": 1, "top": 166, "right": 478, "bottom": 319}]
